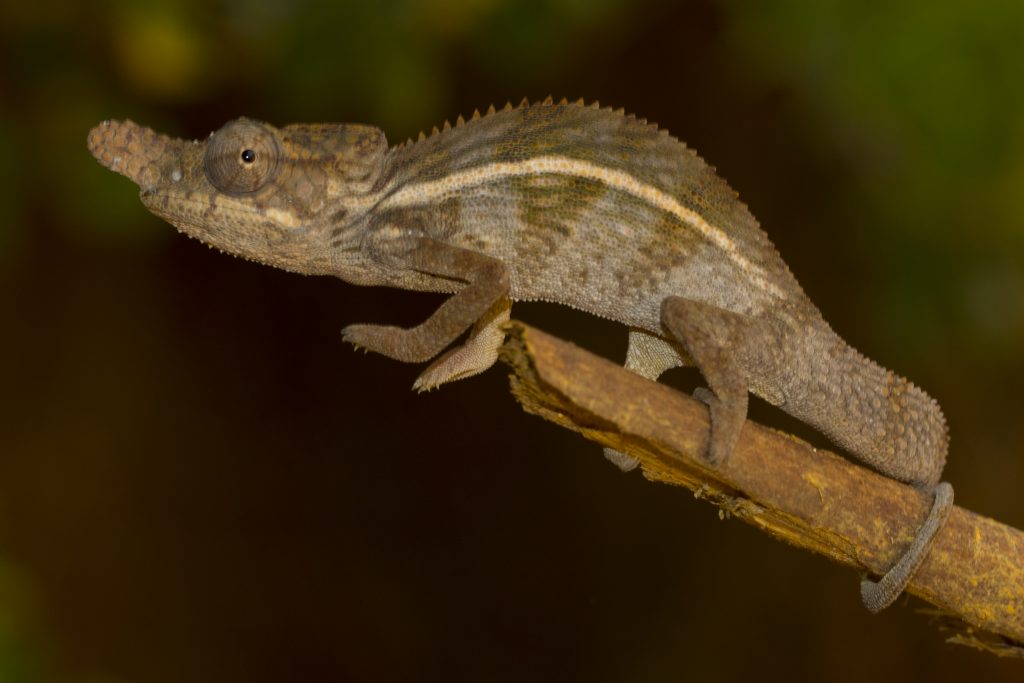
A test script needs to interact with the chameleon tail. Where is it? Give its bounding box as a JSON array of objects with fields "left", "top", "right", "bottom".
[
  {"left": 782, "top": 321, "right": 948, "bottom": 488},
  {"left": 779, "top": 320, "right": 953, "bottom": 610}
]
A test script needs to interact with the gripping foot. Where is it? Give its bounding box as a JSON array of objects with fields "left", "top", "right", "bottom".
[{"left": 860, "top": 482, "right": 954, "bottom": 613}]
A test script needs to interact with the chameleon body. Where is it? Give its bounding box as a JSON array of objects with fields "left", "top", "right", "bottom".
[{"left": 88, "top": 98, "right": 953, "bottom": 611}]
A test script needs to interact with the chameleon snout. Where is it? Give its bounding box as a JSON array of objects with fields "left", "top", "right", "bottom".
[{"left": 88, "top": 119, "right": 188, "bottom": 191}]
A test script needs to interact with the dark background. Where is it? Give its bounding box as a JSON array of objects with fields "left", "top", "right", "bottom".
[{"left": 2, "top": 0, "right": 1023, "bottom": 680}]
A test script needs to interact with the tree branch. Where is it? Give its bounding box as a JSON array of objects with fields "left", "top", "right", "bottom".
[{"left": 499, "top": 322, "right": 1024, "bottom": 654}]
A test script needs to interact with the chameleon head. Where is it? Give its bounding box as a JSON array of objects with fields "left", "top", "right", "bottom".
[{"left": 87, "top": 117, "right": 388, "bottom": 274}]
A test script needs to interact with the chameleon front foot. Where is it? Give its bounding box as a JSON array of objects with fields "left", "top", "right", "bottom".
[
  {"left": 345, "top": 238, "right": 511, "bottom": 370},
  {"left": 412, "top": 297, "right": 511, "bottom": 391},
  {"left": 860, "top": 481, "right": 954, "bottom": 612},
  {"left": 342, "top": 323, "right": 437, "bottom": 363}
]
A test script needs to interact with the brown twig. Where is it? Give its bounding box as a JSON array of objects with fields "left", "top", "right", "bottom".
[{"left": 499, "top": 321, "right": 1024, "bottom": 652}]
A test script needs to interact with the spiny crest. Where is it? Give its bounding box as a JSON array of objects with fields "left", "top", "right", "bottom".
[
  {"left": 405, "top": 96, "right": 674, "bottom": 150},
  {"left": 398, "top": 98, "right": 725, "bottom": 187}
]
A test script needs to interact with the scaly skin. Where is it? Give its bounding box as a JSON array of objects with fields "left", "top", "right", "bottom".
[{"left": 87, "top": 97, "right": 952, "bottom": 610}]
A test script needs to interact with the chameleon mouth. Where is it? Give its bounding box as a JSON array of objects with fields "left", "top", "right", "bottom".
[{"left": 87, "top": 119, "right": 185, "bottom": 190}]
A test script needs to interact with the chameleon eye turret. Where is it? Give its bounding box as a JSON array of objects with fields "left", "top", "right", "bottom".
[{"left": 203, "top": 119, "right": 281, "bottom": 195}]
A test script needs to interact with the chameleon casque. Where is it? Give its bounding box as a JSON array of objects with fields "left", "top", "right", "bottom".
[{"left": 88, "top": 97, "right": 953, "bottom": 612}]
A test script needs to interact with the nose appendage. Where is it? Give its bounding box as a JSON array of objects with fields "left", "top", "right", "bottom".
[{"left": 88, "top": 119, "right": 184, "bottom": 191}]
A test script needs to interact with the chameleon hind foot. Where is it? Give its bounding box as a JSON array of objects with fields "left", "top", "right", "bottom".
[
  {"left": 860, "top": 481, "right": 954, "bottom": 612},
  {"left": 660, "top": 297, "right": 756, "bottom": 466},
  {"left": 602, "top": 330, "right": 685, "bottom": 472},
  {"left": 602, "top": 447, "right": 641, "bottom": 471}
]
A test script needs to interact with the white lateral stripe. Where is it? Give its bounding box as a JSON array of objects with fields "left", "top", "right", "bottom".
[{"left": 376, "top": 155, "right": 784, "bottom": 299}]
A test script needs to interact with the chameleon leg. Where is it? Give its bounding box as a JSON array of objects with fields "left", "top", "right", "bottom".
[
  {"left": 660, "top": 297, "right": 756, "bottom": 465},
  {"left": 342, "top": 238, "right": 510, "bottom": 363},
  {"left": 860, "top": 481, "right": 954, "bottom": 612},
  {"left": 412, "top": 296, "right": 512, "bottom": 391},
  {"left": 662, "top": 298, "right": 954, "bottom": 612},
  {"left": 604, "top": 330, "right": 685, "bottom": 471}
]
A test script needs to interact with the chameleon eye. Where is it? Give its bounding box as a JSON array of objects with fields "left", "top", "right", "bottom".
[{"left": 204, "top": 119, "right": 280, "bottom": 195}]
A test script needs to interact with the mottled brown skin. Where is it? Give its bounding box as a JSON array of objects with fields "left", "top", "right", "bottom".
[{"left": 87, "top": 98, "right": 953, "bottom": 611}]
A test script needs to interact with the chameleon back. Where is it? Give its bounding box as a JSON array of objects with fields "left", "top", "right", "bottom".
[{"left": 380, "top": 100, "right": 810, "bottom": 330}]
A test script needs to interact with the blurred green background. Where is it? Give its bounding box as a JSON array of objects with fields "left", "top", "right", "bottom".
[{"left": 2, "top": 0, "right": 1023, "bottom": 680}]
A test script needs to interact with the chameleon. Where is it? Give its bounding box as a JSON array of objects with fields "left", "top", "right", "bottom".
[{"left": 87, "top": 97, "right": 953, "bottom": 612}]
